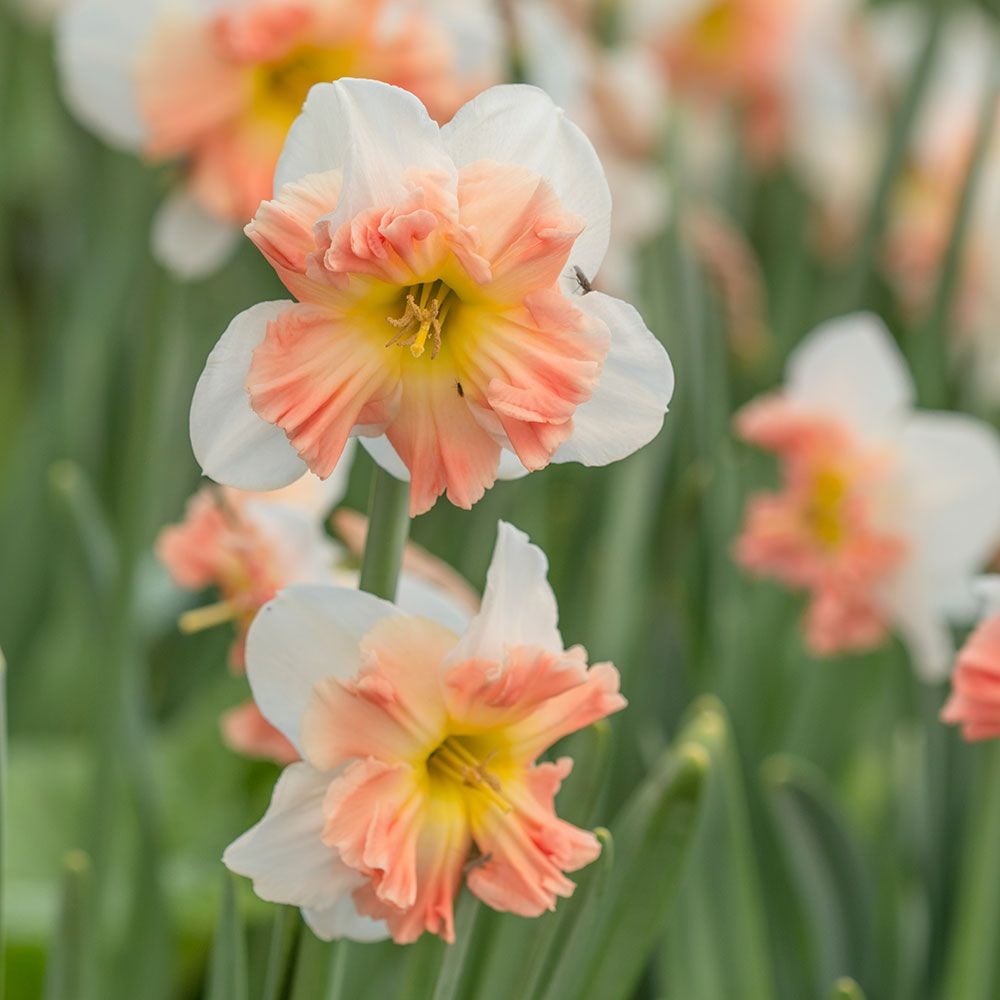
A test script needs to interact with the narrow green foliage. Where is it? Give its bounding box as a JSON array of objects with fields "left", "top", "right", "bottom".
[
  {"left": 828, "top": 976, "right": 866, "bottom": 1000},
  {"left": 573, "top": 728, "right": 709, "bottom": 1000},
  {"left": 762, "top": 754, "right": 875, "bottom": 996},
  {"left": 42, "top": 850, "right": 94, "bottom": 1000},
  {"left": 430, "top": 893, "right": 481, "bottom": 1000},
  {"left": 206, "top": 874, "right": 248, "bottom": 1000}
]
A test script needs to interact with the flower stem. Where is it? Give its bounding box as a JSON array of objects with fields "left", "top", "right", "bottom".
[{"left": 357, "top": 466, "right": 411, "bottom": 601}]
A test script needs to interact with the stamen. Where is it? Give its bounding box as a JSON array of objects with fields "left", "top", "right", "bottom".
[
  {"left": 429, "top": 737, "right": 511, "bottom": 813},
  {"left": 385, "top": 282, "right": 454, "bottom": 360},
  {"left": 178, "top": 598, "right": 244, "bottom": 634}
]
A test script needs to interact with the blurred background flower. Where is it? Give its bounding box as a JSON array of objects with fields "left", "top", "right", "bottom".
[{"left": 4, "top": 0, "right": 1000, "bottom": 997}]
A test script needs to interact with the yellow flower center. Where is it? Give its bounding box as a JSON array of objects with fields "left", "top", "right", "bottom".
[
  {"left": 251, "top": 44, "right": 357, "bottom": 130},
  {"left": 385, "top": 280, "right": 458, "bottom": 360},
  {"left": 692, "top": 1, "right": 737, "bottom": 56},
  {"left": 804, "top": 466, "right": 849, "bottom": 550},
  {"left": 427, "top": 735, "right": 512, "bottom": 814}
]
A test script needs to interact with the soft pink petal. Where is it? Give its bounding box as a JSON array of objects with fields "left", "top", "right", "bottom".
[
  {"left": 221, "top": 699, "right": 300, "bottom": 764},
  {"left": 246, "top": 303, "right": 401, "bottom": 479}
]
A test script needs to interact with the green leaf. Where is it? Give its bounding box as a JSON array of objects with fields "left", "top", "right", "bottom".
[
  {"left": 430, "top": 892, "right": 481, "bottom": 1000},
  {"left": 42, "top": 851, "right": 95, "bottom": 1000},
  {"left": 573, "top": 727, "right": 708, "bottom": 1000},
  {"left": 940, "top": 742, "right": 1000, "bottom": 1000},
  {"left": 206, "top": 874, "right": 248, "bottom": 1000},
  {"left": 762, "top": 754, "right": 874, "bottom": 995},
  {"left": 828, "top": 976, "right": 866, "bottom": 1000},
  {"left": 662, "top": 698, "right": 776, "bottom": 1000}
]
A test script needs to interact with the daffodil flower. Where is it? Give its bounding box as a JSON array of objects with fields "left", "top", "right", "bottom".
[
  {"left": 734, "top": 313, "right": 1000, "bottom": 679},
  {"left": 190, "top": 79, "right": 675, "bottom": 516},
  {"left": 224, "top": 522, "right": 625, "bottom": 943},
  {"left": 57, "top": 0, "right": 494, "bottom": 277}
]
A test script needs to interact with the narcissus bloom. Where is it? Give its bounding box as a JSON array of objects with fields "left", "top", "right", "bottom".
[
  {"left": 190, "top": 79, "right": 674, "bottom": 516},
  {"left": 224, "top": 522, "right": 625, "bottom": 943},
  {"left": 57, "top": 0, "right": 492, "bottom": 277},
  {"left": 942, "top": 579, "right": 1000, "bottom": 740},
  {"left": 735, "top": 313, "right": 1000, "bottom": 679},
  {"left": 156, "top": 448, "right": 473, "bottom": 762}
]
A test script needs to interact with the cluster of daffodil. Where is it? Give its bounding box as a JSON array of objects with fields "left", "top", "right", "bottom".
[{"left": 7, "top": 0, "right": 999, "bottom": 993}]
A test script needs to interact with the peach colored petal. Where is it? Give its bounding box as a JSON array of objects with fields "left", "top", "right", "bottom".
[
  {"left": 301, "top": 616, "right": 456, "bottom": 770},
  {"left": 136, "top": 13, "right": 247, "bottom": 160},
  {"left": 221, "top": 699, "right": 300, "bottom": 764},
  {"left": 456, "top": 161, "right": 585, "bottom": 303},
  {"left": 246, "top": 171, "right": 345, "bottom": 303},
  {"left": 384, "top": 372, "right": 502, "bottom": 517},
  {"left": 247, "top": 303, "right": 401, "bottom": 479},
  {"left": 351, "top": 797, "right": 470, "bottom": 944},
  {"left": 445, "top": 647, "right": 626, "bottom": 761},
  {"left": 942, "top": 615, "right": 1000, "bottom": 741},
  {"left": 212, "top": 4, "right": 316, "bottom": 64},
  {"left": 467, "top": 758, "right": 600, "bottom": 917}
]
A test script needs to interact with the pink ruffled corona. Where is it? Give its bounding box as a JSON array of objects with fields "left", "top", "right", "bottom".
[
  {"left": 942, "top": 612, "right": 1000, "bottom": 741},
  {"left": 734, "top": 396, "right": 907, "bottom": 656},
  {"left": 191, "top": 82, "right": 673, "bottom": 518},
  {"left": 224, "top": 522, "right": 626, "bottom": 943},
  {"left": 136, "top": 1, "right": 471, "bottom": 224}
]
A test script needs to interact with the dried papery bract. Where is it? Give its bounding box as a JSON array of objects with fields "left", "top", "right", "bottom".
[
  {"left": 224, "top": 522, "right": 625, "bottom": 943},
  {"left": 189, "top": 79, "right": 675, "bottom": 516}
]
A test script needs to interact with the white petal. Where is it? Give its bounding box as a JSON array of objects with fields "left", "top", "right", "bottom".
[
  {"left": 56, "top": 0, "right": 160, "bottom": 148},
  {"left": 974, "top": 576, "right": 1000, "bottom": 619},
  {"left": 245, "top": 585, "right": 400, "bottom": 751},
  {"left": 358, "top": 434, "right": 410, "bottom": 482},
  {"left": 242, "top": 502, "right": 341, "bottom": 585},
  {"left": 497, "top": 450, "right": 529, "bottom": 480},
  {"left": 223, "top": 763, "right": 362, "bottom": 910},
  {"left": 190, "top": 301, "right": 307, "bottom": 491},
  {"left": 151, "top": 190, "right": 239, "bottom": 280},
  {"left": 553, "top": 292, "right": 673, "bottom": 465},
  {"left": 441, "top": 84, "right": 611, "bottom": 293},
  {"left": 263, "top": 441, "right": 357, "bottom": 520},
  {"left": 786, "top": 313, "right": 914, "bottom": 439},
  {"left": 878, "top": 573, "right": 954, "bottom": 682},
  {"left": 274, "top": 79, "right": 453, "bottom": 223},
  {"left": 302, "top": 899, "right": 388, "bottom": 943},
  {"left": 448, "top": 521, "right": 561, "bottom": 663},
  {"left": 892, "top": 412, "right": 1000, "bottom": 618},
  {"left": 395, "top": 575, "right": 473, "bottom": 636}
]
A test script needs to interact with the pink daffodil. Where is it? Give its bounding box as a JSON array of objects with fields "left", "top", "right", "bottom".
[
  {"left": 224, "top": 522, "right": 625, "bottom": 943},
  {"left": 57, "top": 0, "right": 495, "bottom": 278},
  {"left": 734, "top": 313, "right": 1000, "bottom": 678},
  {"left": 157, "top": 452, "right": 474, "bottom": 762},
  {"left": 189, "top": 79, "right": 674, "bottom": 516},
  {"left": 942, "top": 578, "right": 1000, "bottom": 740}
]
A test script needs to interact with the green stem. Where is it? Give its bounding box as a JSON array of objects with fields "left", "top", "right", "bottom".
[
  {"left": 357, "top": 467, "right": 411, "bottom": 600},
  {"left": 0, "top": 649, "right": 5, "bottom": 1000},
  {"left": 941, "top": 742, "right": 1000, "bottom": 1000},
  {"left": 842, "top": 0, "right": 945, "bottom": 307}
]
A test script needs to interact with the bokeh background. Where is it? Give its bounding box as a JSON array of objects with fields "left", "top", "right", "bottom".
[{"left": 2, "top": 0, "right": 1000, "bottom": 998}]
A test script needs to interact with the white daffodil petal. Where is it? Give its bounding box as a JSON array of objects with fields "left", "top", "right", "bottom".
[
  {"left": 358, "top": 434, "right": 410, "bottom": 482},
  {"left": 223, "top": 763, "right": 362, "bottom": 910},
  {"left": 449, "top": 521, "right": 561, "bottom": 663},
  {"left": 151, "top": 189, "right": 240, "bottom": 281},
  {"left": 497, "top": 450, "right": 530, "bottom": 480},
  {"left": 895, "top": 412, "right": 1000, "bottom": 619},
  {"left": 441, "top": 84, "right": 611, "bottom": 291},
  {"left": 879, "top": 575, "right": 954, "bottom": 682},
  {"left": 786, "top": 313, "right": 914, "bottom": 438},
  {"left": 396, "top": 575, "right": 473, "bottom": 636},
  {"left": 274, "top": 79, "right": 454, "bottom": 222},
  {"left": 245, "top": 584, "right": 400, "bottom": 751},
  {"left": 56, "top": 0, "right": 160, "bottom": 148},
  {"left": 974, "top": 576, "right": 1000, "bottom": 618},
  {"left": 190, "top": 301, "right": 307, "bottom": 491},
  {"left": 553, "top": 292, "right": 673, "bottom": 465},
  {"left": 302, "top": 899, "right": 389, "bottom": 943}
]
